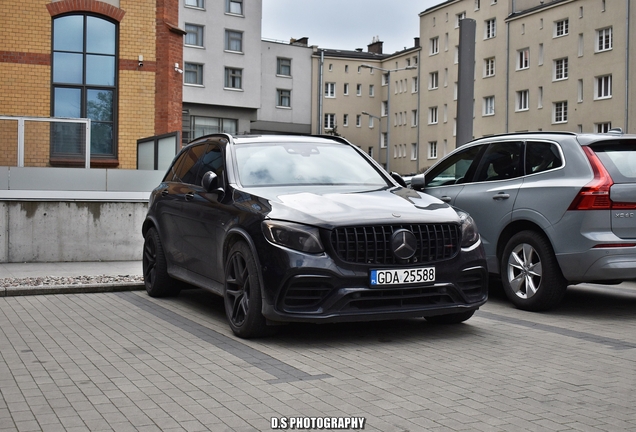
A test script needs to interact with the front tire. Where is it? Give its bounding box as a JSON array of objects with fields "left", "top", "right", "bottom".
[
  {"left": 224, "top": 241, "right": 270, "bottom": 338},
  {"left": 142, "top": 228, "right": 181, "bottom": 298},
  {"left": 501, "top": 230, "right": 567, "bottom": 311}
]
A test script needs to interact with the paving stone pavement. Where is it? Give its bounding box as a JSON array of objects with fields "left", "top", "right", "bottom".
[{"left": 0, "top": 272, "right": 636, "bottom": 431}]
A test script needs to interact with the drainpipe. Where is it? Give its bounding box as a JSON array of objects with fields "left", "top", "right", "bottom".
[
  {"left": 505, "top": 20, "right": 510, "bottom": 133},
  {"left": 318, "top": 50, "right": 324, "bottom": 134},
  {"left": 626, "top": 0, "right": 630, "bottom": 132}
]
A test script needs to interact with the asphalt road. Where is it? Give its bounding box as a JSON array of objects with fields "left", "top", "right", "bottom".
[{"left": 1, "top": 281, "right": 635, "bottom": 431}]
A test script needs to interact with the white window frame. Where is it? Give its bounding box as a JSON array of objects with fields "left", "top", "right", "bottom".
[
  {"left": 324, "top": 113, "right": 335, "bottom": 130},
  {"left": 456, "top": 12, "right": 466, "bottom": 28},
  {"left": 428, "top": 107, "right": 438, "bottom": 125},
  {"left": 596, "top": 27, "right": 613, "bottom": 52},
  {"left": 553, "top": 101, "right": 568, "bottom": 123},
  {"left": 343, "top": 83, "right": 349, "bottom": 95},
  {"left": 429, "top": 71, "right": 439, "bottom": 90},
  {"left": 325, "top": 82, "right": 336, "bottom": 98},
  {"left": 428, "top": 141, "right": 438, "bottom": 159},
  {"left": 356, "top": 115, "right": 361, "bottom": 127},
  {"left": 356, "top": 84, "right": 362, "bottom": 96},
  {"left": 411, "top": 143, "right": 418, "bottom": 161},
  {"left": 412, "top": 76, "right": 419, "bottom": 93},
  {"left": 411, "top": 109, "right": 418, "bottom": 127},
  {"left": 517, "top": 48, "right": 529, "bottom": 70},
  {"left": 484, "top": 57, "right": 495, "bottom": 77},
  {"left": 369, "top": 84, "right": 375, "bottom": 97},
  {"left": 485, "top": 19, "right": 496, "bottom": 39},
  {"left": 595, "top": 122, "right": 612, "bottom": 133},
  {"left": 554, "top": 19, "right": 569, "bottom": 38},
  {"left": 343, "top": 114, "right": 349, "bottom": 127},
  {"left": 595, "top": 75, "right": 612, "bottom": 99},
  {"left": 516, "top": 90, "right": 529, "bottom": 112},
  {"left": 430, "top": 37, "right": 439, "bottom": 55},
  {"left": 554, "top": 58, "right": 568, "bottom": 81},
  {"left": 483, "top": 96, "right": 495, "bottom": 116}
]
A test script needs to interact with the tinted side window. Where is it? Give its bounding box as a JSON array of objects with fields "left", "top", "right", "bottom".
[
  {"left": 163, "top": 149, "right": 187, "bottom": 182},
  {"left": 525, "top": 141, "right": 563, "bottom": 175},
  {"left": 175, "top": 144, "right": 207, "bottom": 184},
  {"left": 425, "top": 145, "right": 482, "bottom": 187},
  {"left": 475, "top": 141, "right": 523, "bottom": 182},
  {"left": 195, "top": 143, "right": 225, "bottom": 187}
]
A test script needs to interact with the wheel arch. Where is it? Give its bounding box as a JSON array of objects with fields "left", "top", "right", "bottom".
[
  {"left": 223, "top": 227, "right": 267, "bottom": 300},
  {"left": 496, "top": 220, "right": 553, "bottom": 273}
]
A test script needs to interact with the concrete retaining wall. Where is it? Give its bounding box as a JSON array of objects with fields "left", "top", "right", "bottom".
[{"left": 0, "top": 167, "right": 165, "bottom": 263}]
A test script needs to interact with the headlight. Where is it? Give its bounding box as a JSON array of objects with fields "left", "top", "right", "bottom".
[
  {"left": 455, "top": 209, "right": 480, "bottom": 248},
  {"left": 262, "top": 220, "right": 324, "bottom": 253}
]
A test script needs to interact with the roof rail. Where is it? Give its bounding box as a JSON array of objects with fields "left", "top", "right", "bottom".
[{"left": 606, "top": 127, "right": 624, "bottom": 135}]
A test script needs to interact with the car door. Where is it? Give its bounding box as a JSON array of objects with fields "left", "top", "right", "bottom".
[
  {"left": 453, "top": 141, "right": 525, "bottom": 268},
  {"left": 419, "top": 144, "right": 484, "bottom": 205}
]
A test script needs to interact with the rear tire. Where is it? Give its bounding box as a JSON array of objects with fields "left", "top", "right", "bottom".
[
  {"left": 501, "top": 230, "right": 567, "bottom": 311},
  {"left": 224, "top": 241, "right": 271, "bottom": 338},
  {"left": 142, "top": 228, "right": 181, "bottom": 298},
  {"left": 425, "top": 310, "right": 475, "bottom": 324}
]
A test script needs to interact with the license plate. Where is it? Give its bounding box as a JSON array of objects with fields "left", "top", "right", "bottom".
[{"left": 370, "top": 267, "right": 436, "bottom": 286}]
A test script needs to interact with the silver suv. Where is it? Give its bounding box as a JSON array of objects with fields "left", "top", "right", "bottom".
[{"left": 411, "top": 131, "right": 636, "bottom": 311}]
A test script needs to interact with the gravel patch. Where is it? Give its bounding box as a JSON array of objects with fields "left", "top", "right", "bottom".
[{"left": 0, "top": 274, "right": 144, "bottom": 288}]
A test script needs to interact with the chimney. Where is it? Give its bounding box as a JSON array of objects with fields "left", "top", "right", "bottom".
[
  {"left": 290, "top": 37, "right": 309, "bottom": 46},
  {"left": 414, "top": 37, "right": 420, "bottom": 48},
  {"left": 367, "top": 38, "right": 383, "bottom": 54}
]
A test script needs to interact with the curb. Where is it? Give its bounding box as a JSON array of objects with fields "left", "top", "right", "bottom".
[{"left": 1, "top": 282, "right": 145, "bottom": 297}]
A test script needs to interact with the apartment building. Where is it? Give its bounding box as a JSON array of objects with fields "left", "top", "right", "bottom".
[
  {"left": 0, "top": 0, "right": 183, "bottom": 169},
  {"left": 419, "top": 0, "right": 635, "bottom": 172},
  {"left": 311, "top": 40, "right": 421, "bottom": 174}
]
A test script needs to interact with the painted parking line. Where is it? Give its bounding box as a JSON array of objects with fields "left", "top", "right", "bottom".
[{"left": 116, "top": 292, "right": 332, "bottom": 384}]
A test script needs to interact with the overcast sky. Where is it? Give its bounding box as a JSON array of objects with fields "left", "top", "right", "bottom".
[{"left": 262, "top": 0, "right": 441, "bottom": 54}]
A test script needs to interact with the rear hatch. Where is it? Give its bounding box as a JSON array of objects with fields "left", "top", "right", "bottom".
[{"left": 589, "top": 140, "right": 636, "bottom": 239}]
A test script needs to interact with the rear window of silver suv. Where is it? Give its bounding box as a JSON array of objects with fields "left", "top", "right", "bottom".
[{"left": 591, "top": 140, "right": 636, "bottom": 183}]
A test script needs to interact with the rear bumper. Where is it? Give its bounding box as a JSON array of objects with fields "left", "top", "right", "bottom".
[{"left": 557, "top": 247, "right": 636, "bottom": 283}]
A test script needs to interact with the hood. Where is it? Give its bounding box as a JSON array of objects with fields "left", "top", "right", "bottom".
[{"left": 238, "top": 185, "right": 460, "bottom": 228}]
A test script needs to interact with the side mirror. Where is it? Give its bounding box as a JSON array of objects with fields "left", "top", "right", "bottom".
[
  {"left": 202, "top": 171, "right": 225, "bottom": 198},
  {"left": 391, "top": 172, "right": 407, "bottom": 188},
  {"left": 410, "top": 174, "right": 425, "bottom": 191}
]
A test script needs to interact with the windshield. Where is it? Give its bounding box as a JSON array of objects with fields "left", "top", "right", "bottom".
[{"left": 234, "top": 142, "right": 388, "bottom": 187}]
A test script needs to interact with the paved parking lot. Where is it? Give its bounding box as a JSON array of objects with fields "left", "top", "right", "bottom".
[{"left": 1, "top": 282, "right": 636, "bottom": 431}]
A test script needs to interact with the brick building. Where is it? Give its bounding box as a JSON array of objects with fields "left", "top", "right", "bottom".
[{"left": 0, "top": 0, "right": 183, "bottom": 169}]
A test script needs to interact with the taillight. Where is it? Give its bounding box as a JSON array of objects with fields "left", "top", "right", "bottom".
[
  {"left": 568, "top": 146, "right": 614, "bottom": 210},
  {"left": 568, "top": 146, "right": 636, "bottom": 210}
]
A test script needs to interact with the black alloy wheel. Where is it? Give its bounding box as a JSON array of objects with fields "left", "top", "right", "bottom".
[{"left": 142, "top": 228, "right": 181, "bottom": 297}]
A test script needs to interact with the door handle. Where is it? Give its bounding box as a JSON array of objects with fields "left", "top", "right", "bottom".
[
  {"left": 493, "top": 193, "right": 510, "bottom": 200},
  {"left": 440, "top": 196, "right": 452, "bottom": 203},
  {"left": 185, "top": 192, "right": 195, "bottom": 201}
]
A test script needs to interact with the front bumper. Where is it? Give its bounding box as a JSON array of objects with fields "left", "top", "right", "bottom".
[{"left": 258, "top": 242, "right": 488, "bottom": 324}]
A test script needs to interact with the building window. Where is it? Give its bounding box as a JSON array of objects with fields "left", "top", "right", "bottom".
[
  {"left": 343, "top": 83, "right": 349, "bottom": 95},
  {"left": 554, "top": 58, "right": 568, "bottom": 80},
  {"left": 411, "top": 109, "right": 418, "bottom": 127},
  {"left": 516, "top": 90, "right": 529, "bottom": 111},
  {"left": 538, "top": 86, "right": 543, "bottom": 108},
  {"left": 553, "top": 101, "right": 568, "bottom": 123},
  {"left": 368, "top": 146, "right": 373, "bottom": 157},
  {"left": 325, "top": 82, "right": 335, "bottom": 98},
  {"left": 185, "top": 63, "right": 203, "bottom": 85},
  {"left": 345, "top": 65, "right": 349, "bottom": 73},
  {"left": 382, "top": 73, "right": 389, "bottom": 85},
  {"left": 369, "top": 117, "right": 375, "bottom": 128},
  {"left": 185, "top": 24, "right": 204, "bottom": 47},
  {"left": 185, "top": 0, "right": 205, "bottom": 8},
  {"left": 381, "top": 133, "right": 387, "bottom": 148},
  {"left": 428, "top": 107, "right": 438, "bottom": 124},
  {"left": 484, "top": 57, "right": 495, "bottom": 77},
  {"left": 595, "top": 75, "right": 612, "bottom": 99},
  {"left": 224, "top": 67, "right": 242, "bottom": 89},
  {"left": 51, "top": 14, "right": 117, "bottom": 160},
  {"left": 277, "top": 58, "right": 291, "bottom": 76},
  {"left": 483, "top": 96, "right": 495, "bottom": 116},
  {"left": 578, "top": 79, "right": 584, "bottom": 102},
  {"left": 191, "top": 116, "right": 237, "bottom": 138},
  {"left": 475, "top": 0, "right": 481, "bottom": 10},
  {"left": 412, "top": 76, "right": 419, "bottom": 93},
  {"left": 429, "top": 71, "right": 439, "bottom": 90},
  {"left": 456, "top": 12, "right": 466, "bottom": 28},
  {"left": 324, "top": 113, "right": 335, "bottom": 130},
  {"left": 411, "top": 143, "right": 418, "bottom": 161},
  {"left": 356, "top": 115, "right": 361, "bottom": 127},
  {"left": 430, "top": 37, "right": 439, "bottom": 55},
  {"left": 277, "top": 89, "right": 290, "bottom": 107},
  {"left": 225, "top": 30, "right": 242, "bottom": 52},
  {"left": 428, "top": 141, "right": 437, "bottom": 159},
  {"left": 342, "top": 114, "right": 349, "bottom": 127},
  {"left": 517, "top": 48, "right": 529, "bottom": 70},
  {"left": 226, "top": 0, "right": 243, "bottom": 15},
  {"left": 538, "top": 44, "right": 544, "bottom": 65},
  {"left": 382, "top": 101, "right": 388, "bottom": 116},
  {"left": 485, "top": 19, "right": 496, "bottom": 39},
  {"left": 356, "top": 84, "right": 362, "bottom": 96},
  {"left": 595, "top": 122, "right": 612, "bottom": 133},
  {"left": 597, "top": 27, "right": 613, "bottom": 52},
  {"left": 578, "top": 33, "right": 584, "bottom": 57},
  {"left": 454, "top": 46, "right": 459, "bottom": 64},
  {"left": 369, "top": 84, "right": 375, "bottom": 97},
  {"left": 554, "top": 19, "right": 569, "bottom": 37}
]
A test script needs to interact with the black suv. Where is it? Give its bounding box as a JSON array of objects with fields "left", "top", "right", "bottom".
[{"left": 142, "top": 134, "right": 488, "bottom": 338}]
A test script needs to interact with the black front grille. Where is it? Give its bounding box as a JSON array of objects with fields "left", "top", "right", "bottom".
[{"left": 330, "top": 224, "right": 461, "bottom": 265}]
